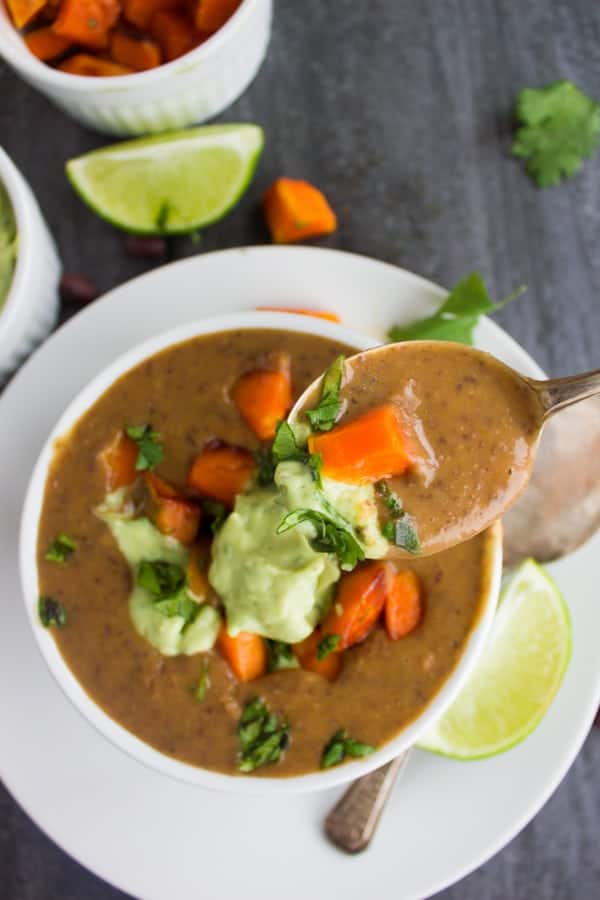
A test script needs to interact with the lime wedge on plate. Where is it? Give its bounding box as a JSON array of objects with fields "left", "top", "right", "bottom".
[
  {"left": 417, "top": 559, "right": 571, "bottom": 760},
  {"left": 66, "top": 124, "right": 264, "bottom": 235}
]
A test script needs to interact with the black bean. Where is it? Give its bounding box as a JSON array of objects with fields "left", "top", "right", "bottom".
[
  {"left": 60, "top": 272, "right": 99, "bottom": 306},
  {"left": 125, "top": 235, "right": 167, "bottom": 259}
]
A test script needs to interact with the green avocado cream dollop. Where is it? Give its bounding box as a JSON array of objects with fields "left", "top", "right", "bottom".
[
  {"left": 0, "top": 180, "right": 17, "bottom": 314},
  {"left": 98, "top": 495, "right": 221, "bottom": 656},
  {"left": 209, "top": 461, "right": 387, "bottom": 644}
]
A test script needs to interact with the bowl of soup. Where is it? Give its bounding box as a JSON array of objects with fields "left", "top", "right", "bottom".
[{"left": 20, "top": 311, "right": 502, "bottom": 793}]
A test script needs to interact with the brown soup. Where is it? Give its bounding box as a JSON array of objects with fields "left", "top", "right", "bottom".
[{"left": 37, "top": 329, "right": 492, "bottom": 777}]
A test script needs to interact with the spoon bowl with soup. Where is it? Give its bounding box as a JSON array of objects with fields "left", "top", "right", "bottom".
[{"left": 290, "top": 341, "right": 600, "bottom": 559}]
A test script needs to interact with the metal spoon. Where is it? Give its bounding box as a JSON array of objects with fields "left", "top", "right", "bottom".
[{"left": 325, "top": 392, "right": 600, "bottom": 854}]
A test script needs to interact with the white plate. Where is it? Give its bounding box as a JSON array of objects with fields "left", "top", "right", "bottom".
[{"left": 1, "top": 246, "right": 598, "bottom": 900}]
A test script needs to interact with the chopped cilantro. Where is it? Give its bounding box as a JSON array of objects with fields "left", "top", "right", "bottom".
[
  {"left": 306, "top": 355, "right": 345, "bottom": 432},
  {"left": 512, "top": 80, "right": 600, "bottom": 187},
  {"left": 277, "top": 504, "right": 365, "bottom": 571},
  {"left": 202, "top": 499, "right": 227, "bottom": 533},
  {"left": 376, "top": 481, "right": 421, "bottom": 554},
  {"left": 317, "top": 634, "right": 340, "bottom": 660},
  {"left": 125, "top": 424, "right": 164, "bottom": 471},
  {"left": 254, "top": 446, "right": 276, "bottom": 486},
  {"left": 266, "top": 640, "right": 299, "bottom": 672},
  {"left": 237, "top": 697, "right": 290, "bottom": 773},
  {"left": 388, "top": 273, "right": 526, "bottom": 346},
  {"left": 38, "top": 596, "right": 67, "bottom": 628},
  {"left": 137, "top": 559, "right": 185, "bottom": 599},
  {"left": 321, "top": 728, "right": 375, "bottom": 769},
  {"left": 45, "top": 533, "right": 77, "bottom": 564}
]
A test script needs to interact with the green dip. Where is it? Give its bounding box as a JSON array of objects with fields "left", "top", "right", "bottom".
[{"left": 0, "top": 180, "right": 17, "bottom": 314}]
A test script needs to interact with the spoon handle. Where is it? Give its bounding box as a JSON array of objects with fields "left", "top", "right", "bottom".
[
  {"left": 533, "top": 368, "right": 600, "bottom": 416},
  {"left": 324, "top": 751, "right": 411, "bottom": 853}
]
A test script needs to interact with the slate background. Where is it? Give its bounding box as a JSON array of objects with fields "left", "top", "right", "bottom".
[{"left": 1, "top": 0, "right": 599, "bottom": 897}]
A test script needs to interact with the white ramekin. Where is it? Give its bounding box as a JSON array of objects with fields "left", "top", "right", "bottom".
[
  {"left": 0, "top": 147, "right": 60, "bottom": 383},
  {"left": 20, "top": 311, "right": 502, "bottom": 795},
  {"left": 0, "top": 0, "right": 272, "bottom": 136}
]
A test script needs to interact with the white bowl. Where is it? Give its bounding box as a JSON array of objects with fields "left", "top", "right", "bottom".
[
  {"left": 0, "top": 0, "right": 272, "bottom": 136},
  {"left": 0, "top": 147, "right": 60, "bottom": 383},
  {"left": 20, "top": 310, "right": 503, "bottom": 794}
]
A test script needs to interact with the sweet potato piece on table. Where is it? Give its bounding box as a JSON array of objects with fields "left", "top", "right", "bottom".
[
  {"left": 144, "top": 471, "right": 201, "bottom": 545},
  {"left": 58, "top": 54, "right": 134, "bottom": 76},
  {"left": 293, "top": 630, "right": 342, "bottom": 681},
  {"left": 263, "top": 178, "right": 337, "bottom": 244},
  {"left": 150, "top": 10, "right": 202, "bottom": 62},
  {"left": 194, "top": 0, "right": 241, "bottom": 33},
  {"left": 53, "top": 0, "right": 121, "bottom": 50},
  {"left": 6, "top": 0, "right": 46, "bottom": 29},
  {"left": 321, "top": 561, "right": 392, "bottom": 650},
  {"left": 308, "top": 405, "right": 411, "bottom": 484},
  {"left": 188, "top": 444, "right": 256, "bottom": 507},
  {"left": 218, "top": 627, "right": 267, "bottom": 682},
  {"left": 98, "top": 431, "right": 139, "bottom": 491},
  {"left": 385, "top": 570, "right": 423, "bottom": 640},
  {"left": 24, "top": 26, "right": 72, "bottom": 61},
  {"left": 110, "top": 32, "right": 162, "bottom": 71}
]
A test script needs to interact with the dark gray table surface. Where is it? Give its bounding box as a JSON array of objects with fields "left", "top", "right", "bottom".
[{"left": 1, "top": 1, "right": 599, "bottom": 897}]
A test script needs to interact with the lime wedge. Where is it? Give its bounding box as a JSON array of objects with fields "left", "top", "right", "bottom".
[
  {"left": 417, "top": 559, "right": 571, "bottom": 760},
  {"left": 66, "top": 124, "right": 264, "bottom": 235}
]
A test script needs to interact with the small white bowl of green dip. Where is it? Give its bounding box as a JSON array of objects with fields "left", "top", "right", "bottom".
[{"left": 0, "top": 147, "right": 61, "bottom": 382}]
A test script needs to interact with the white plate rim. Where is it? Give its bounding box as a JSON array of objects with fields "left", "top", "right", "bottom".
[{"left": 1, "top": 244, "right": 598, "bottom": 900}]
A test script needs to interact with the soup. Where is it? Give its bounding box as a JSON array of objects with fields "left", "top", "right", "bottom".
[{"left": 36, "top": 328, "right": 492, "bottom": 776}]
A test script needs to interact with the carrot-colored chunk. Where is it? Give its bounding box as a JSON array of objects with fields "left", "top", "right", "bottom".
[
  {"left": 293, "top": 630, "right": 342, "bottom": 681},
  {"left": 24, "top": 25, "right": 72, "bottom": 59},
  {"left": 263, "top": 178, "right": 337, "bottom": 244},
  {"left": 232, "top": 369, "right": 293, "bottom": 442},
  {"left": 194, "top": 0, "right": 240, "bottom": 32},
  {"left": 186, "top": 539, "right": 211, "bottom": 598},
  {"left": 256, "top": 306, "right": 342, "bottom": 323},
  {"left": 109, "top": 32, "right": 162, "bottom": 70},
  {"left": 187, "top": 444, "right": 256, "bottom": 507},
  {"left": 308, "top": 405, "right": 411, "bottom": 484},
  {"left": 58, "top": 54, "right": 133, "bottom": 76},
  {"left": 321, "top": 561, "right": 392, "bottom": 650},
  {"left": 123, "top": 0, "right": 182, "bottom": 29},
  {"left": 385, "top": 570, "right": 423, "bottom": 640},
  {"left": 144, "top": 471, "right": 201, "bottom": 545},
  {"left": 218, "top": 627, "right": 267, "bottom": 682},
  {"left": 150, "top": 9, "right": 202, "bottom": 61},
  {"left": 6, "top": 0, "right": 46, "bottom": 29},
  {"left": 98, "top": 431, "right": 139, "bottom": 491},
  {"left": 53, "top": 0, "right": 121, "bottom": 49}
]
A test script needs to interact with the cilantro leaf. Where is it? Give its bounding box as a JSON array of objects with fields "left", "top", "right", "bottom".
[
  {"left": 254, "top": 446, "right": 276, "bottom": 486},
  {"left": 137, "top": 559, "right": 185, "bottom": 599},
  {"left": 321, "top": 728, "right": 375, "bottom": 769},
  {"left": 376, "top": 481, "right": 421, "bottom": 554},
  {"left": 125, "top": 424, "right": 164, "bottom": 471},
  {"left": 277, "top": 505, "right": 365, "bottom": 571},
  {"left": 202, "top": 499, "right": 227, "bottom": 533},
  {"left": 266, "top": 640, "right": 299, "bottom": 672},
  {"left": 388, "top": 273, "right": 526, "bottom": 346},
  {"left": 512, "top": 80, "right": 600, "bottom": 187},
  {"left": 45, "top": 533, "right": 77, "bottom": 564},
  {"left": 272, "top": 421, "right": 323, "bottom": 485},
  {"left": 38, "top": 596, "right": 67, "bottom": 628},
  {"left": 317, "top": 634, "right": 340, "bottom": 660},
  {"left": 306, "top": 355, "right": 345, "bottom": 432},
  {"left": 153, "top": 592, "right": 199, "bottom": 624},
  {"left": 237, "top": 697, "right": 290, "bottom": 773}
]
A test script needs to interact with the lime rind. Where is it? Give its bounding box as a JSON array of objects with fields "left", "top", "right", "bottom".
[
  {"left": 65, "top": 124, "right": 264, "bottom": 236},
  {"left": 417, "top": 559, "right": 571, "bottom": 761}
]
